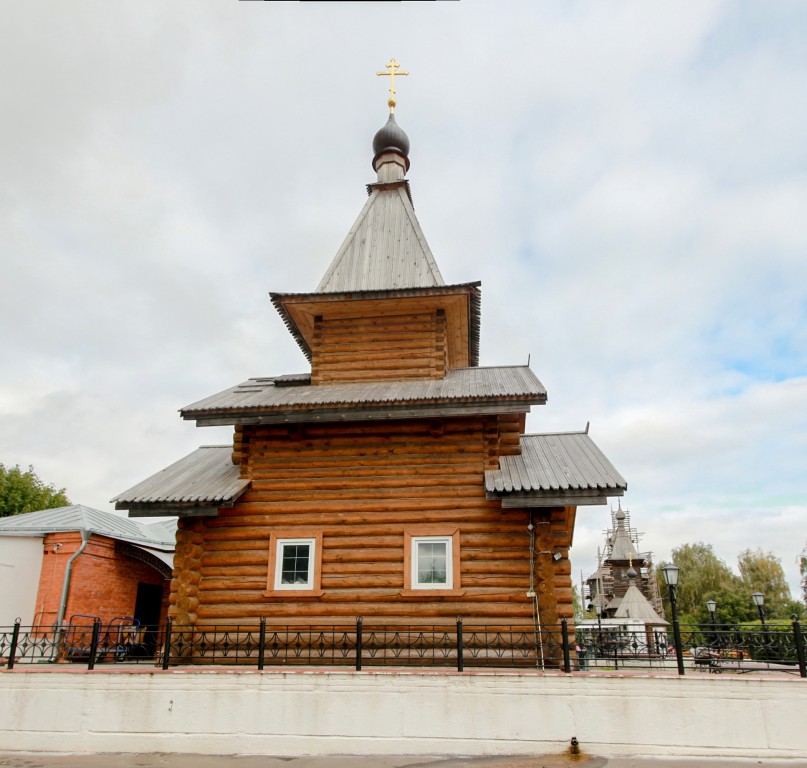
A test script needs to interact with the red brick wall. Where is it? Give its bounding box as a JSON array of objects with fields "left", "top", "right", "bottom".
[{"left": 34, "top": 532, "right": 169, "bottom": 629}]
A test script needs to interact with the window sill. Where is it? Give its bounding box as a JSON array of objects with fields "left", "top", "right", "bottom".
[
  {"left": 262, "top": 589, "right": 325, "bottom": 599},
  {"left": 399, "top": 588, "right": 466, "bottom": 598}
]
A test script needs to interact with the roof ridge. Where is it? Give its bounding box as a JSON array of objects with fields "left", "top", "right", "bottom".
[{"left": 521, "top": 430, "right": 587, "bottom": 437}]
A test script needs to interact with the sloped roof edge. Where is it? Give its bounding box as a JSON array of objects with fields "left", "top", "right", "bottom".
[{"left": 0, "top": 504, "right": 175, "bottom": 550}]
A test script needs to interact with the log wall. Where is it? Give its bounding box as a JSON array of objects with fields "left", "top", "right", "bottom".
[
  {"left": 170, "top": 416, "right": 574, "bottom": 627},
  {"left": 310, "top": 309, "right": 447, "bottom": 385}
]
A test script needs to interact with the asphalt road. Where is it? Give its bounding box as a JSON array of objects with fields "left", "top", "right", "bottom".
[{"left": 0, "top": 754, "right": 803, "bottom": 768}]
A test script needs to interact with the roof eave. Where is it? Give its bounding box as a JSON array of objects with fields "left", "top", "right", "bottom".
[
  {"left": 120, "top": 503, "right": 229, "bottom": 518},
  {"left": 488, "top": 487, "right": 626, "bottom": 508},
  {"left": 182, "top": 397, "right": 542, "bottom": 427}
]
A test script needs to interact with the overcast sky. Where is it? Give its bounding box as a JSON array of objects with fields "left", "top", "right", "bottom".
[{"left": 2, "top": 1, "right": 805, "bottom": 598}]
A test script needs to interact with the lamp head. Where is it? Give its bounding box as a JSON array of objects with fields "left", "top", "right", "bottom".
[
  {"left": 752, "top": 591, "right": 764, "bottom": 608},
  {"left": 661, "top": 563, "right": 680, "bottom": 588},
  {"left": 706, "top": 599, "right": 716, "bottom": 615}
]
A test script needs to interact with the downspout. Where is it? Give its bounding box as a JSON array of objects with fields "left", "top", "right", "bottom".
[{"left": 52, "top": 529, "right": 90, "bottom": 655}]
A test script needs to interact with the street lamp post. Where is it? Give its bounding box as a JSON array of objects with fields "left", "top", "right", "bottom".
[
  {"left": 662, "top": 564, "right": 685, "bottom": 675},
  {"left": 594, "top": 603, "right": 603, "bottom": 656},
  {"left": 751, "top": 591, "right": 769, "bottom": 656},
  {"left": 706, "top": 599, "right": 717, "bottom": 647},
  {"left": 751, "top": 592, "right": 766, "bottom": 627}
]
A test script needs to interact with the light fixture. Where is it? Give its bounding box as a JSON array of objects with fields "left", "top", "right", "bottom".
[
  {"left": 661, "top": 563, "right": 680, "bottom": 587},
  {"left": 706, "top": 599, "right": 716, "bottom": 616},
  {"left": 751, "top": 592, "right": 764, "bottom": 608}
]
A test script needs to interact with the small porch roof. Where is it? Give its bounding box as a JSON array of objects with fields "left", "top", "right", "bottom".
[
  {"left": 485, "top": 431, "right": 627, "bottom": 507},
  {"left": 112, "top": 445, "right": 250, "bottom": 518}
]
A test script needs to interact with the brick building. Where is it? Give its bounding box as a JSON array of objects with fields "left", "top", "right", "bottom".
[{"left": 0, "top": 505, "right": 174, "bottom": 636}]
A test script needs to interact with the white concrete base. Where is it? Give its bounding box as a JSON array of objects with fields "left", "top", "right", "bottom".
[{"left": 1, "top": 668, "right": 806, "bottom": 759}]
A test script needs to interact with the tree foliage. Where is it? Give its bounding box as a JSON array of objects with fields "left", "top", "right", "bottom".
[
  {"left": 801, "top": 542, "right": 807, "bottom": 607},
  {"left": 657, "top": 541, "right": 803, "bottom": 625},
  {"left": 0, "top": 464, "right": 70, "bottom": 518},
  {"left": 738, "top": 547, "right": 791, "bottom": 606},
  {"left": 657, "top": 542, "right": 739, "bottom": 623}
]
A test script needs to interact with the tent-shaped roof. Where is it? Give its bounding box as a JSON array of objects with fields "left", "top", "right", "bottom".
[
  {"left": 0, "top": 505, "right": 174, "bottom": 550},
  {"left": 316, "top": 181, "right": 445, "bottom": 293},
  {"left": 607, "top": 508, "right": 640, "bottom": 562},
  {"left": 613, "top": 582, "right": 668, "bottom": 625}
]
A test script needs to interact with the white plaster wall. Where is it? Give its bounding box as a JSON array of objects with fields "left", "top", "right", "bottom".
[
  {"left": 0, "top": 669, "right": 805, "bottom": 759},
  {"left": 0, "top": 536, "right": 44, "bottom": 626}
]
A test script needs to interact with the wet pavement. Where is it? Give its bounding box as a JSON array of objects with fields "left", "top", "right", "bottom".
[{"left": 0, "top": 754, "right": 803, "bottom": 768}]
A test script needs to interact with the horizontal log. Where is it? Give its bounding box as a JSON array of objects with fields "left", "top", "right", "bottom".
[
  {"left": 248, "top": 418, "right": 487, "bottom": 437},
  {"left": 198, "top": 602, "right": 535, "bottom": 620},
  {"left": 228, "top": 499, "right": 501, "bottom": 514},
  {"left": 248, "top": 470, "right": 483, "bottom": 485},
  {"left": 203, "top": 566, "right": 266, "bottom": 578},
  {"left": 211, "top": 506, "right": 507, "bottom": 526},
  {"left": 245, "top": 486, "right": 486, "bottom": 502},
  {"left": 316, "top": 357, "right": 439, "bottom": 372},
  {"left": 201, "top": 551, "right": 267, "bottom": 567},
  {"left": 246, "top": 474, "right": 483, "bottom": 492},
  {"left": 205, "top": 515, "right": 527, "bottom": 535}
]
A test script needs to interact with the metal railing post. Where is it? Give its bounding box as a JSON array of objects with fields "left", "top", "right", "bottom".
[
  {"left": 355, "top": 617, "right": 363, "bottom": 671},
  {"left": 456, "top": 617, "right": 464, "bottom": 672},
  {"left": 258, "top": 617, "right": 266, "bottom": 671},
  {"left": 87, "top": 618, "right": 101, "bottom": 670},
  {"left": 162, "top": 618, "right": 172, "bottom": 670},
  {"left": 561, "top": 618, "right": 571, "bottom": 673},
  {"left": 792, "top": 617, "right": 806, "bottom": 679},
  {"left": 7, "top": 619, "right": 21, "bottom": 670}
]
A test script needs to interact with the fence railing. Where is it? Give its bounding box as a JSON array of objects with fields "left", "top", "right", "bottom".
[{"left": 2, "top": 617, "right": 805, "bottom": 677}]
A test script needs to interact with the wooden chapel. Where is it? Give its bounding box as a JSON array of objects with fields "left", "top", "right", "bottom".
[{"left": 113, "top": 74, "right": 627, "bottom": 643}]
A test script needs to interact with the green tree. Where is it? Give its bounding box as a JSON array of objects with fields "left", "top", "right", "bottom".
[
  {"left": 657, "top": 542, "right": 740, "bottom": 623},
  {"left": 0, "top": 464, "right": 70, "bottom": 518},
  {"left": 572, "top": 584, "right": 584, "bottom": 622},
  {"left": 737, "top": 548, "right": 795, "bottom": 620}
]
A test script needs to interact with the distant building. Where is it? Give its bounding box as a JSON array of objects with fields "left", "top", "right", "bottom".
[{"left": 585, "top": 504, "right": 665, "bottom": 621}]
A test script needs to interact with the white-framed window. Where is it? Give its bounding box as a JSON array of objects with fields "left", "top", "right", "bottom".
[
  {"left": 273, "top": 538, "right": 316, "bottom": 590},
  {"left": 411, "top": 535, "right": 453, "bottom": 589}
]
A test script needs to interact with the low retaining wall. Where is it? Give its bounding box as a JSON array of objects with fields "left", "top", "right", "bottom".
[{"left": 1, "top": 668, "right": 806, "bottom": 759}]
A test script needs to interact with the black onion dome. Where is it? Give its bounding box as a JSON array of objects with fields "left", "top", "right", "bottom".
[{"left": 372, "top": 113, "right": 410, "bottom": 170}]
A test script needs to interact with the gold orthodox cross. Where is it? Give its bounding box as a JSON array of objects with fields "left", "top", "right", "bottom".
[{"left": 376, "top": 58, "right": 409, "bottom": 113}]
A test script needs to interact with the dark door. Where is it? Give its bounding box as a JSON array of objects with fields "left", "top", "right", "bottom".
[{"left": 133, "top": 582, "right": 163, "bottom": 658}]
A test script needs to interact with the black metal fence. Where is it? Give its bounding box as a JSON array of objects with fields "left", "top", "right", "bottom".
[{"left": 2, "top": 617, "right": 805, "bottom": 677}]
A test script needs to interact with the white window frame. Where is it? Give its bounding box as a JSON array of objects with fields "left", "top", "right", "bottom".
[
  {"left": 273, "top": 537, "right": 316, "bottom": 591},
  {"left": 411, "top": 535, "right": 453, "bottom": 590}
]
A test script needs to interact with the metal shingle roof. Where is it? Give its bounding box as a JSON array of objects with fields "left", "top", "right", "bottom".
[
  {"left": 0, "top": 505, "right": 174, "bottom": 549},
  {"left": 112, "top": 446, "right": 249, "bottom": 507},
  {"left": 485, "top": 432, "right": 627, "bottom": 496},
  {"left": 181, "top": 366, "right": 546, "bottom": 421}
]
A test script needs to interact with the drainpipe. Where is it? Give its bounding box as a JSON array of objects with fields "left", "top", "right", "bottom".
[{"left": 52, "top": 530, "right": 90, "bottom": 655}]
